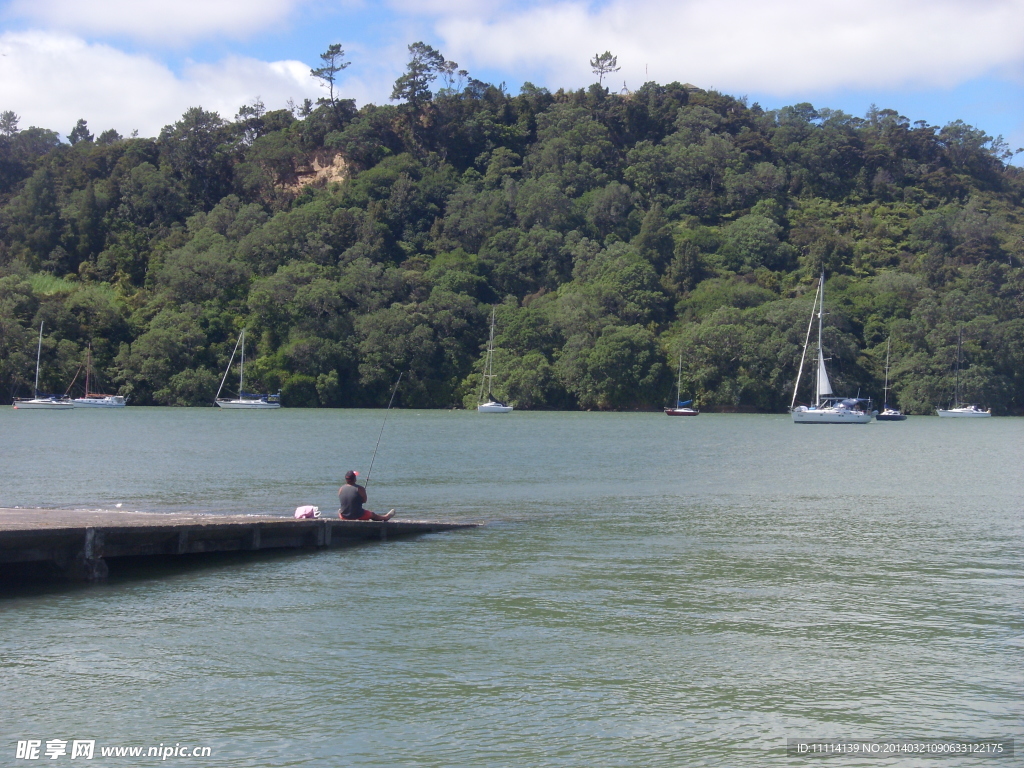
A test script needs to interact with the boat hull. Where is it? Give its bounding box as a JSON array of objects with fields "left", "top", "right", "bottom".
[
  {"left": 875, "top": 412, "right": 907, "bottom": 421},
  {"left": 664, "top": 408, "right": 699, "bottom": 416},
  {"left": 12, "top": 399, "right": 74, "bottom": 410},
  {"left": 791, "top": 407, "right": 873, "bottom": 424},
  {"left": 73, "top": 396, "right": 126, "bottom": 408},
  {"left": 216, "top": 399, "right": 281, "bottom": 409},
  {"left": 936, "top": 408, "right": 991, "bottom": 418},
  {"left": 478, "top": 403, "right": 513, "bottom": 413}
]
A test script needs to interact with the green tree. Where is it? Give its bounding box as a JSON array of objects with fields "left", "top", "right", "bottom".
[
  {"left": 558, "top": 324, "right": 664, "bottom": 409},
  {"left": 96, "top": 128, "right": 122, "bottom": 145},
  {"left": 0, "top": 110, "right": 19, "bottom": 137},
  {"left": 68, "top": 118, "right": 93, "bottom": 145},
  {"left": 158, "top": 107, "right": 234, "bottom": 209},
  {"left": 113, "top": 309, "right": 208, "bottom": 404},
  {"left": 634, "top": 203, "right": 674, "bottom": 271},
  {"left": 2, "top": 167, "right": 62, "bottom": 267},
  {"left": 718, "top": 214, "right": 785, "bottom": 271},
  {"left": 391, "top": 42, "right": 446, "bottom": 109},
  {"left": 589, "top": 51, "right": 620, "bottom": 86},
  {"left": 310, "top": 44, "right": 351, "bottom": 119}
]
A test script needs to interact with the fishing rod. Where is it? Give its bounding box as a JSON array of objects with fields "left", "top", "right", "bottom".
[{"left": 363, "top": 371, "right": 403, "bottom": 489}]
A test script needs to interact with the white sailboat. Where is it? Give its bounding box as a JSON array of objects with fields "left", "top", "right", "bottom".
[
  {"left": 12, "top": 322, "right": 74, "bottom": 410},
  {"left": 477, "top": 308, "right": 513, "bottom": 413},
  {"left": 73, "top": 345, "right": 126, "bottom": 408},
  {"left": 664, "top": 350, "right": 698, "bottom": 415},
  {"left": 875, "top": 337, "right": 906, "bottom": 421},
  {"left": 215, "top": 329, "right": 281, "bottom": 409},
  {"left": 937, "top": 328, "right": 990, "bottom": 418},
  {"left": 790, "top": 275, "right": 873, "bottom": 424}
]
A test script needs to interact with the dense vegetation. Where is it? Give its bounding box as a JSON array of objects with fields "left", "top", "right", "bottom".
[{"left": 2, "top": 46, "right": 1022, "bottom": 413}]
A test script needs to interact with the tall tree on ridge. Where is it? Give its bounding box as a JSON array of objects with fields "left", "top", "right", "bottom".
[
  {"left": 391, "top": 41, "right": 446, "bottom": 109},
  {"left": 68, "top": 118, "right": 93, "bottom": 145},
  {"left": 311, "top": 44, "right": 351, "bottom": 119},
  {"left": 0, "top": 110, "right": 19, "bottom": 137},
  {"left": 590, "top": 51, "right": 620, "bottom": 86}
]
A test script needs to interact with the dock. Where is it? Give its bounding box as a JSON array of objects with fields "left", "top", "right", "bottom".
[{"left": 0, "top": 508, "right": 479, "bottom": 582}]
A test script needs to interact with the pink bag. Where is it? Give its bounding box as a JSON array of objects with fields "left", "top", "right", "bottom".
[{"left": 294, "top": 505, "right": 320, "bottom": 519}]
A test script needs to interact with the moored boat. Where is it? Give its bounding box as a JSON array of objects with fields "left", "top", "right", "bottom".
[
  {"left": 478, "top": 399, "right": 513, "bottom": 413},
  {"left": 12, "top": 322, "right": 73, "bottom": 410},
  {"left": 216, "top": 393, "right": 281, "bottom": 409},
  {"left": 664, "top": 350, "right": 699, "bottom": 416},
  {"left": 72, "top": 345, "right": 126, "bottom": 408},
  {"left": 73, "top": 394, "right": 127, "bottom": 408},
  {"left": 13, "top": 395, "right": 74, "bottom": 410},
  {"left": 936, "top": 329, "right": 990, "bottom": 418},
  {"left": 477, "top": 309, "right": 513, "bottom": 413},
  {"left": 789, "top": 274, "right": 873, "bottom": 424},
  {"left": 792, "top": 400, "right": 874, "bottom": 424},
  {"left": 215, "top": 329, "right": 281, "bottom": 409},
  {"left": 875, "top": 338, "right": 906, "bottom": 421},
  {"left": 664, "top": 404, "right": 699, "bottom": 416},
  {"left": 876, "top": 407, "right": 907, "bottom": 421},
  {"left": 936, "top": 405, "right": 991, "bottom": 418}
]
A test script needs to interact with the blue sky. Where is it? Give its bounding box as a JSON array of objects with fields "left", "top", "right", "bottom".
[{"left": 1, "top": 0, "right": 1021, "bottom": 163}]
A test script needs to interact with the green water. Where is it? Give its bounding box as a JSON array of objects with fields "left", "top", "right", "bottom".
[{"left": 1, "top": 409, "right": 1021, "bottom": 766}]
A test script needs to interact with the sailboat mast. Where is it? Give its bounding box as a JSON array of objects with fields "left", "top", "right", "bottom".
[
  {"left": 816, "top": 275, "right": 825, "bottom": 408},
  {"left": 478, "top": 309, "right": 495, "bottom": 405},
  {"left": 955, "top": 328, "right": 961, "bottom": 407},
  {"left": 790, "top": 280, "right": 819, "bottom": 411},
  {"left": 215, "top": 332, "right": 243, "bottom": 401},
  {"left": 882, "top": 338, "right": 891, "bottom": 408},
  {"left": 676, "top": 350, "right": 683, "bottom": 406},
  {"left": 85, "top": 344, "right": 91, "bottom": 398},
  {"left": 34, "top": 321, "right": 43, "bottom": 397},
  {"left": 239, "top": 328, "right": 245, "bottom": 396},
  {"left": 487, "top": 311, "right": 495, "bottom": 390}
]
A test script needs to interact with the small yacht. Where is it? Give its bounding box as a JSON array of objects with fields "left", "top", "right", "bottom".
[
  {"left": 875, "top": 338, "right": 906, "bottom": 421},
  {"left": 13, "top": 322, "right": 73, "bottom": 410},
  {"left": 13, "top": 394, "right": 73, "bottom": 410},
  {"left": 74, "top": 394, "right": 127, "bottom": 408},
  {"left": 73, "top": 346, "right": 126, "bottom": 407},
  {"left": 876, "top": 406, "right": 907, "bottom": 421},
  {"left": 215, "top": 329, "right": 281, "bottom": 409},
  {"left": 664, "top": 351, "right": 698, "bottom": 415},
  {"left": 477, "top": 309, "right": 513, "bottom": 413},
  {"left": 790, "top": 275, "right": 873, "bottom": 424},
  {"left": 937, "top": 404, "right": 991, "bottom": 418},
  {"left": 936, "top": 329, "right": 990, "bottom": 418},
  {"left": 478, "top": 397, "right": 513, "bottom": 414}
]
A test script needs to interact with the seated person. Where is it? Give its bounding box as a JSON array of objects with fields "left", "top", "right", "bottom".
[{"left": 338, "top": 470, "right": 395, "bottom": 521}]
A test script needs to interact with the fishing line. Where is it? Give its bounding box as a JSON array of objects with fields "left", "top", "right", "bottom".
[{"left": 363, "top": 371, "right": 403, "bottom": 489}]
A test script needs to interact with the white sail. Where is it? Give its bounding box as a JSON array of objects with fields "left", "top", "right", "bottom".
[
  {"left": 790, "top": 272, "right": 873, "bottom": 423},
  {"left": 816, "top": 348, "right": 833, "bottom": 398}
]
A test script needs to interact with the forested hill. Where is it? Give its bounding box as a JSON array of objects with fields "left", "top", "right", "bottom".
[{"left": 1, "top": 52, "right": 1023, "bottom": 412}]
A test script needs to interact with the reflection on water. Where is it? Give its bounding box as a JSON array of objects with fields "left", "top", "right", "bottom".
[{"left": 1, "top": 410, "right": 1022, "bottom": 766}]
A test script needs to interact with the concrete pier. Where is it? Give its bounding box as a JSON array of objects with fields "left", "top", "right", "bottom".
[{"left": 0, "top": 508, "right": 479, "bottom": 582}]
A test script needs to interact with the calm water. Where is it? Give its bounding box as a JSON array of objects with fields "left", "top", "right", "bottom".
[{"left": 1, "top": 409, "right": 1022, "bottom": 767}]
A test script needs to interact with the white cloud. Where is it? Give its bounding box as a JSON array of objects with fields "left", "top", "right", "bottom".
[
  {"left": 5, "top": 0, "right": 305, "bottom": 44},
  {"left": 3, "top": 1, "right": 1021, "bottom": 142},
  {"left": 0, "top": 31, "right": 323, "bottom": 138},
  {"left": 386, "top": 0, "right": 509, "bottom": 13},
  {"left": 431, "top": 0, "right": 1024, "bottom": 95}
]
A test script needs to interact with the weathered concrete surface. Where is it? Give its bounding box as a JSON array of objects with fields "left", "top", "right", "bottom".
[{"left": 0, "top": 508, "right": 479, "bottom": 582}]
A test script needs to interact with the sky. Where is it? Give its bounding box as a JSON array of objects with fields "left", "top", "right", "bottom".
[{"left": 0, "top": 0, "right": 1022, "bottom": 162}]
